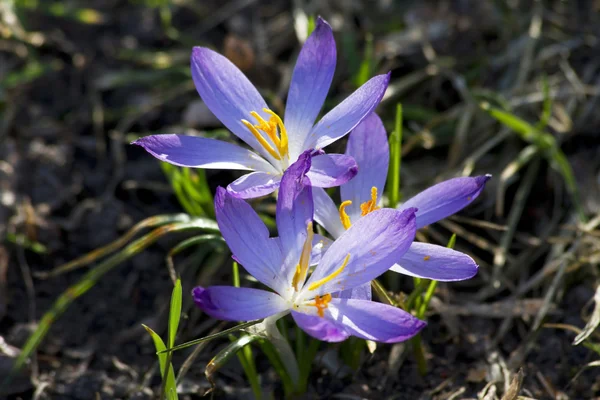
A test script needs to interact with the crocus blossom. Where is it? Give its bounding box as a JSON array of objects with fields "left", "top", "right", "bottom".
[
  {"left": 133, "top": 17, "right": 391, "bottom": 199},
  {"left": 312, "top": 113, "right": 491, "bottom": 298},
  {"left": 192, "top": 152, "right": 426, "bottom": 343}
]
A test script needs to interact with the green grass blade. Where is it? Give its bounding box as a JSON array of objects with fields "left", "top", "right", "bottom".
[
  {"left": 481, "top": 102, "right": 586, "bottom": 222},
  {"left": 205, "top": 335, "right": 258, "bottom": 395},
  {"left": 35, "top": 214, "right": 194, "bottom": 278},
  {"left": 353, "top": 33, "right": 374, "bottom": 87},
  {"left": 169, "top": 279, "right": 182, "bottom": 349},
  {"left": 306, "top": 15, "right": 316, "bottom": 37},
  {"left": 159, "top": 320, "right": 265, "bottom": 354},
  {"left": 387, "top": 103, "right": 403, "bottom": 208},
  {"left": 6, "top": 217, "right": 219, "bottom": 384},
  {"left": 235, "top": 337, "right": 262, "bottom": 400},
  {"left": 142, "top": 325, "right": 178, "bottom": 400}
]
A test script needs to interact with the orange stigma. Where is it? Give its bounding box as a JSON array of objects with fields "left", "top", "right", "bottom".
[
  {"left": 241, "top": 108, "right": 289, "bottom": 161},
  {"left": 360, "top": 187, "right": 380, "bottom": 216},
  {"left": 307, "top": 293, "right": 332, "bottom": 317}
]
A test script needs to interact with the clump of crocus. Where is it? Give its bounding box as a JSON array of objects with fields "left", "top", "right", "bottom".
[
  {"left": 192, "top": 152, "right": 426, "bottom": 343},
  {"left": 312, "top": 113, "right": 490, "bottom": 298},
  {"left": 133, "top": 17, "right": 390, "bottom": 199}
]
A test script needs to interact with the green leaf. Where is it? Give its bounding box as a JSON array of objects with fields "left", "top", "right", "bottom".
[
  {"left": 142, "top": 325, "right": 178, "bottom": 400},
  {"left": 8, "top": 216, "right": 219, "bottom": 382},
  {"left": 306, "top": 15, "right": 316, "bottom": 37},
  {"left": 387, "top": 103, "right": 403, "bottom": 208},
  {"left": 168, "top": 279, "right": 182, "bottom": 349},
  {"left": 159, "top": 320, "right": 264, "bottom": 354},
  {"left": 205, "top": 335, "right": 259, "bottom": 395}
]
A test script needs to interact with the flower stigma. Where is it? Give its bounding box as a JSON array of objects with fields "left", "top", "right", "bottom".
[
  {"left": 241, "top": 108, "right": 289, "bottom": 162},
  {"left": 360, "top": 187, "right": 380, "bottom": 216},
  {"left": 307, "top": 294, "right": 332, "bottom": 317}
]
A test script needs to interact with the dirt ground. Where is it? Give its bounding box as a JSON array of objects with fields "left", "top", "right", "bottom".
[{"left": 1, "top": 1, "right": 600, "bottom": 399}]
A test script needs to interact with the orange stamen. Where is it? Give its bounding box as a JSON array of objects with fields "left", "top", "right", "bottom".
[{"left": 360, "top": 187, "right": 380, "bottom": 216}]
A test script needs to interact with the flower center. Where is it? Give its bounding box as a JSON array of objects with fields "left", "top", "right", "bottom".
[
  {"left": 241, "top": 108, "right": 289, "bottom": 161},
  {"left": 338, "top": 187, "right": 380, "bottom": 229},
  {"left": 290, "top": 222, "right": 351, "bottom": 318}
]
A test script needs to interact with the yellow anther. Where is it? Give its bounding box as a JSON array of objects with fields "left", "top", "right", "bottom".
[
  {"left": 307, "top": 293, "right": 332, "bottom": 318},
  {"left": 263, "top": 108, "right": 288, "bottom": 157},
  {"left": 308, "top": 254, "right": 350, "bottom": 291},
  {"left": 242, "top": 119, "right": 281, "bottom": 160},
  {"left": 250, "top": 111, "right": 281, "bottom": 149},
  {"left": 339, "top": 200, "right": 353, "bottom": 230},
  {"left": 291, "top": 222, "right": 314, "bottom": 291},
  {"left": 360, "top": 187, "right": 380, "bottom": 216},
  {"left": 242, "top": 109, "right": 289, "bottom": 161}
]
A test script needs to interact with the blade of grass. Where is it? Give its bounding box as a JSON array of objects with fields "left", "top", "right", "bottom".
[
  {"left": 162, "top": 278, "right": 182, "bottom": 400},
  {"left": 143, "top": 325, "right": 178, "bottom": 400},
  {"left": 34, "top": 214, "right": 194, "bottom": 278},
  {"left": 168, "top": 279, "right": 182, "bottom": 349},
  {"left": 166, "top": 234, "right": 225, "bottom": 284},
  {"left": 235, "top": 337, "right": 262, "bottom": 400},
  {"left": 387, "top": 103, "right": 403, "bottom": 208},
  {"left": 159, "top": 320, "right": 264, "bottom": 354},
  {"left": 481, "top": 102, "right": 586, "bottom": 222},
  {"left": 230, "top": 261, "right": 262, "bottom": 399},
  {"left": 6, "top": 217, "right": 218, "bottom": 384},
  {"left": 204, "top": 335, "right": 258, "bottom": 395}
]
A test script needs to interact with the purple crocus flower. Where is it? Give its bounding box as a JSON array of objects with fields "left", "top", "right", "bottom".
[
  {"left": 312, "top": 113, "right": 491, "bottom": 298},
  {"left": 192, "top": 152, "right": 425, "bottom": 343},
  {"left": 133, "top": 18, "right": 390, "bottom": 199}
]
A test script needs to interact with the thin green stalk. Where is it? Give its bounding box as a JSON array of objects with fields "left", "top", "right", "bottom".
[
  {"left": 232, "top": 261, "right": 240, "bottom": 287},
  {"left": 371, "top": 279, "right": 396, "bottom": 306},
  {"left": 258, "top": 339, "right": 295, "bottom": 397},
  {"left": 411, "top": 234, "right": 456, "bottom": 375},
  {"left": 235, "top": 338, "right": 262, "bottom": 400},
  {"left": 411, "top": 334, "right": 427, "bottom": 376},
  {"left": 231, "top": 261, "right": 262, "bottom": 398},
  {"left": 388, "top": 103, "right": 403, "bottom": 208}
]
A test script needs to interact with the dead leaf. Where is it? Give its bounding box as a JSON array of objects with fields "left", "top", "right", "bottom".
[
  {"left": 574, "top": 285, "right": 600, "bottom": 345},
  {"left": 501, "top": 368, "right": 524, "bottom": 400}
]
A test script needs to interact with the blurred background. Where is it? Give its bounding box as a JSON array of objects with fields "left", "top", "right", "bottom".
[{"left": 1, "top": 0, "right": 600, "bottom": 398}]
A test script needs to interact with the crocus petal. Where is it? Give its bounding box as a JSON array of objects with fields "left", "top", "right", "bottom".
[
  {"left": 300, "top": 208, "right": 416, "bottom": 299},
  {"left": 276, "top": 152, "right": 314, "bottom": 285},
  {"left": 191, "top": 47, "right": 276, "bottom": 162},
  {"left": 214, "top": 188, "right": 288, "bottom": 293},
  {"left": 227, "top": 172, "right": 282, "bottom": 199},
  {"left": 322, "top": 298, "right": 426, "bottom": 343},
  {"left": 398, "top": 175, "right": 491, "bottom": 229},
  {"left": 340, "top": 113, "right": 389, "bottom": 221},
  {"left": 132, "top": 134, "right": 276, "bottom": 172},
  {"left": 336, "top": 283, "right": 372, "bottom": 301},
  {"left": 305, "top": 73, "right": 391, "bottom": 151},
  {"left": 312, "top": 187, "right": 345, "bottom": 239},
  {"left": 192, "top": 286, "right": 288, "bottom": 321},
  {"left": 391, "top": 242, "right": 478, "bottom": 281},
  {"left": 292, "top": 311, "right": 350, "bottom": 342},
  {"left": 285, "top": 17, "right": 336, "bottom": 161},
  {"left": 305, "top": 154, "right": 358, "bottom": 188}
]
